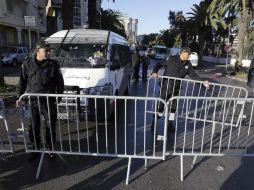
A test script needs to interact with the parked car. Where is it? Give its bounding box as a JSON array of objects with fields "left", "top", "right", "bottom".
[
  {"left": 167, "top": 47, "right": 198, "bottom": 67},
  {"left": 1, "top": 46, "right": 28, "bottom": 66}
]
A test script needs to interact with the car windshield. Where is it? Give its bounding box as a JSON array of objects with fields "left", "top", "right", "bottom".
[{"left": 51, "top": 44, "right": 106, "bottom": 68}]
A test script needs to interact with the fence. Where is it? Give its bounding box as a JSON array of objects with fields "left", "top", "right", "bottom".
[
  {"left": 0, "top": 98, "right": 14, "bottom": 154},
  {"left": 146, "top": 76, "right": 249, "bottom": 181},
  {"left": 18, "top": 93, "right": 169, "bottom": 184},
  {"left": 167, "top": 96, "right": 254, "bottom": 181}
]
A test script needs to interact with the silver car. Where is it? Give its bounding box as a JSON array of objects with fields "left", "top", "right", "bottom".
[{"left": 1, "top": 46, "right": 28, "bottom": 66}]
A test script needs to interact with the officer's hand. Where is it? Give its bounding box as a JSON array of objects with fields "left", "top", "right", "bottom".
[
  {"left": 151, "top": 73, "right": 158, "bottom": 79},
  {"left": 16, "top": 100, "right": 20, "bottom": 108},
  {"left": 203, "top": 80, "right": 210, "bottom": 89}
]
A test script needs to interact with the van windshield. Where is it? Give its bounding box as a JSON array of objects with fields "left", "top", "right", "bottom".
[{"left": 51, "top": 44, "right": 106, "bottom": 68}]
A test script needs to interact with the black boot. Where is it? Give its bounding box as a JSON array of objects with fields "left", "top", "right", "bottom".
[{"left": 47, "top": 143, "right": 56, "bottom": 159}]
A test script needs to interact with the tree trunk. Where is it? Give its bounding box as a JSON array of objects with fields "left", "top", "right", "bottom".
[
  {"left": 198, "top": 31, "right": 205, "bottom": 66},
  {"left": 235, "top": 9, "right": 252, "bottom": 72}
]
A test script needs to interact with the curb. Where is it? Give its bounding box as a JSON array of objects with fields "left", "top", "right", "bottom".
[{"left": 226, "top": 75, "right": 247, "bottom": 82}]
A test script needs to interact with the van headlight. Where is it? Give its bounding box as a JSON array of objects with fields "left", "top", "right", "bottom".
[{"left": 89, "top": 84, "right": 112, "bottom": 95}]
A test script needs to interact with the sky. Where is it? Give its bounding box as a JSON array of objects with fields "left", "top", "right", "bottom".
[{"left": 102, "top": 0, "right": 202, "bottom": 35}]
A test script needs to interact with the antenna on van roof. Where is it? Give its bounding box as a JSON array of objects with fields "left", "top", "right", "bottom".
[{"left": 55, "top": 29, "right": 70, "bottom": 57}]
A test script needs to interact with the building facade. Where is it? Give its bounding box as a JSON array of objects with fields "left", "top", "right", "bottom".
[
  {"left": 123, "top": 17, "right": 138, "bottom": 44},
  {"left": 0, "top": 0, "right": 47, "bottom": 47},
  {"left": 47, "top": 0, "right": 101, "bottom": 36}
]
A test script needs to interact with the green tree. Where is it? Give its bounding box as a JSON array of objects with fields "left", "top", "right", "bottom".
[
  {"left": 209, "top": 0, "right": 254, "bottom": 70},
  {"left": 101, "top": 9, "right": 126, "bottom": 37},
  {"left": 187, "top": 0, "right": 227, "bottom": 66}
]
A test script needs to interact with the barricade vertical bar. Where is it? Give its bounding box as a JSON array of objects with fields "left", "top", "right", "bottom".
[
  {"left": 134, "top": 100, "right": 137, "bottom": 155},
  {"left": 36, "top": 153, "right": 45, "bottom": 179},
  {"left": 104, "top": 98, "right": 108, "bottom": 154},
  {"left": 201, "top": 100, "right": 208, "bottom": 153},
  {"left": 144, "top": 99, "right": 148, "bottom": 155},
  {"left": 95, "top": 98, "right": 99, "bottom": 153},
  {"left": 210, "top": 100, "right": 218, "bottom": 153},
  {"left": 65, "top": 97, "right": 72, "bottom": 152},
  {"left": 126, "top": 157, "right": 132, "bottom": 185},
  {"left": 180, "top": 155, "right": 183, "bottom": 181},
  {"left": 46, "top": 96, "right": 54, "bottom": 150},
  {"left": 182, "top": 99, "right": 189, "bottom": 153},
  {"left": 56, "top": 97, "right": 63, "bottom": 151},
  {"left": 29, "top": 96, "right": 37, "bottom": 150},
  {"left": 191, "top": 99, "right": 199, "bottom": 153},
  {"left": 245, "top": 101, "right": 254, "bottom": 153},
  {"left": 38, "top": 96, "right": 46, "bottom": 150},
  {"left": 125, "top": 99, "right": 127, "bottom": 155},
  {"left": 114, "top": 99, "right": 117, "bottom": 154},
  {"left": 85, "top": 98, "right": 90, "bottom": 153},
  {"left": 218, "top": 100, "right": 227, "bottom": 154},
  {"left": 75, "top": 97, "right": 81, "bottom": 152}
]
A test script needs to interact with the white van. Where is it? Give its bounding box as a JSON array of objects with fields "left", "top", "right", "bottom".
[
  {"left": 46, "top": 29, "right": 132, "bottom": 95},
  {"left": 151, "top": 45, "right": 167, "bottom": 59},
  {"left": 45, "top": 29, "right": 132, "bottom": 119}
]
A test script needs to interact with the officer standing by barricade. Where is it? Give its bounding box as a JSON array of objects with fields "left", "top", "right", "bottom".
[
  {"left": 150, "top": 47, "right": 209, "bottom": 132},
  {"left": 16, "top": 40, "right": 64, "bottom": 160}
]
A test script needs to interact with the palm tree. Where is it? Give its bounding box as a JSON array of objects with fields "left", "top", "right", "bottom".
[
  {"left": 101, "top": 9, "right": 126, "bottom": 37},
  {"left": 187, "top": 0, "right": 227, "bottom": 66},
  {"left": 209, "top": 0, "right": 254, "bottom": 71}
]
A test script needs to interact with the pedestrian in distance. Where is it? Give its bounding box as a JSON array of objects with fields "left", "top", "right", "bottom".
[
  {"left": 16, "top": 40, "right": 64, "bottom": 160},
  {"left": 133, "top": 44, "right": 148, "bottom": 82},
  {"left": 150, "top": 47, "right": 209, "bottom": 132}
]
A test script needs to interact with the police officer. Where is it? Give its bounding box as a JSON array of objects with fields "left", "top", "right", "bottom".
[
  {"left": 151, "top": 47, "right": 209, "bottom": 132},
  {"left": 16, "top": 40, "right": 64, "bottom": 160},
  {"left": 133, "top": 44, "right": 148, "bottom": 81}
]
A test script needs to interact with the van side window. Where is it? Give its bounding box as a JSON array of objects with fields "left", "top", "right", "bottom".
[{"left": 111, "top": 45, "right": 120, "bottom": 62}]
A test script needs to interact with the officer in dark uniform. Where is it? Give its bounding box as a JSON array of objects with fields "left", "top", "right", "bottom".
[
  {"left": 150, "top": 47, "right": 209, "bottom": 132},
  {"left": 16, "top": 40, "right": 64, "bottom": 159}
]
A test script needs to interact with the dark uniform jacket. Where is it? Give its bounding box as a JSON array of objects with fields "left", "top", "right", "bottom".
[
  {"left": 152, "top": 55, "right": 202, "bottom": 96},
  {"left": 17, "top": 56, "right": 64, "bottom": 99}
]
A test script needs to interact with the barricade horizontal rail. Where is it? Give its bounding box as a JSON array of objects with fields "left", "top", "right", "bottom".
[
  {"left": 19, "top": 93, "right": 169, "bottom": 184},
  {"left": 167, "top": 96, "right": 254, "bottom": 181},
  {"left": 146, "top": 75, "right": 248, "bottom": 115},
  {"left": 0, "top": 98, "right": 14, "bottom": 154}
]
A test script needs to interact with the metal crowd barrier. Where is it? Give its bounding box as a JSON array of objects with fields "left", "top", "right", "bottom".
[
  {"left": 167, "top": 96, "right": 254, "bottom": 181},
  {"left": 146, "top": 75, "right": 248, "bottom": 115},
  {"left": 19, "top": 93, "right": 168, "bottom": 184},
  {"left": 0, "top": 98, "right": 14, "bottom": 154}
]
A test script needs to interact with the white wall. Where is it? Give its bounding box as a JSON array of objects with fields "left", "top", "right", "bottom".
[{"left": 203, "top": 56, "right": 252, "bottom": 67}]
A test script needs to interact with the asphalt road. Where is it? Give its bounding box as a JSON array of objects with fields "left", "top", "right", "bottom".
[{"left": 1, "top": 59, "right": 254, "bottom": 190}]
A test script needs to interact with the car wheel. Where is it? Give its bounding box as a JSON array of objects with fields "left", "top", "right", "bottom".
[{"left": 12, "top": 59, "right": 17, "bottom": 67}]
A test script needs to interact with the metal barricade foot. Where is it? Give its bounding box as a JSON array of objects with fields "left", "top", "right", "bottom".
[{"left": 36, "top": 152, "right": 45, "bottom": 179}]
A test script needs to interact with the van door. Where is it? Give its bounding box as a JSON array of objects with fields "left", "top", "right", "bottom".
[{"left": 110, "top": 44, "right": 122, "bottom": 95}]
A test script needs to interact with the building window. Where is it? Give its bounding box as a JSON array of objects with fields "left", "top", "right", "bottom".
[
  {"left": 6, "top": 0, "right": 13, "bottom": 13},
  {"left": 73, "top": 0, "right": 81, "bottom": 26},
  {"left": 38, "top": 13, "right": 44, "bottom": 25}
]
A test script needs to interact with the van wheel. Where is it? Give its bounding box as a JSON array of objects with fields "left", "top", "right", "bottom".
[{"left": 12, "top": 59, "right": 17, "bottom": 66}]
